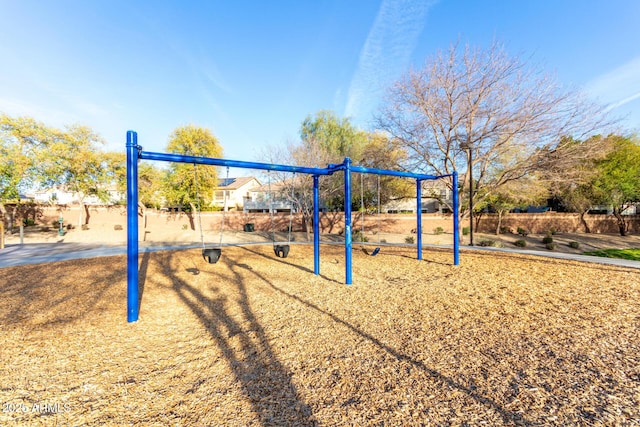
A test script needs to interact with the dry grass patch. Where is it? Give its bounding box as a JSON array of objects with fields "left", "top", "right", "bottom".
[{"left": 1, "top": 245, "right": 639, "bottom": 425}]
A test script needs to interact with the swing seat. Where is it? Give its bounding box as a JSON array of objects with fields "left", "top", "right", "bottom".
[
  {"left": 274, "top": 244, "right": 290, "bottom": 258},
  {"left": 361, "top": 247, "right": 381, "bottom": 256},
  {"left": 202, "top": 248, "right": 221, "bottom": 264}
]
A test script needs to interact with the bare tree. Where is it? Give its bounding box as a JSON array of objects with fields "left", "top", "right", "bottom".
[{"left": 375, "top": 40, "right": 613, "bottom": 215}]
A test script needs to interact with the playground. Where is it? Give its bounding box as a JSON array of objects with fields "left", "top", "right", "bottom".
[{"left": 1, "top": 244, "right": 638, "bottom": 425}]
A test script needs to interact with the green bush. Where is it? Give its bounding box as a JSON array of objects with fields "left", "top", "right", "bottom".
[
  {"left": 542, "top": 235, "right": 554, "bottom": 244},
  {"left": 23, "top": 218, "right": 35, "bottom": 227},
  {"left": 568, "top": 241, "right": 580, "bottom": 249},
  {"left": 405, "top": 236, "right": 415, "bottom": 244},
  {"left": 433, "top": 226, "right": 444, "bottom": 235},
  {"left": 462, "top": 227, "right": 470, "bottom": 236},
  {"left": 478, "top": 239, "right": 496, "bottom": 247},
  {"left": 353, "top": 230, "right": 368, "bottom": 242},
  {"left": 545, "top": 242, "right": 557, "bottom": 250},
  {"left": 517, "top": 227, "right": 528, "bottom": 237},
  {"left": 499, "top": 226, "right": 511, "bottom": 234},
  {"left": 514, "top": 239, "right": 527, "bottom": 248}
]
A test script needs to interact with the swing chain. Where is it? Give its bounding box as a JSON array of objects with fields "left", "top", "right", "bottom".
[
  {"left": 193, "top": 164, "right": 205, "bottom": 250},
  {"left": 219, "top": 167, "right": 229, "bottom": 247},
  {"left": 287, "top": 173, "right": 296, "bottom": 244}
]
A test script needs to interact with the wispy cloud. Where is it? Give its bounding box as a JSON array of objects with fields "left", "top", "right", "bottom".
[
  {"left": 586, "top": 56, "right": 640, "bottom": 111},
  {"left": 344, "top": 0, "right": 437, "bottom": 120}
]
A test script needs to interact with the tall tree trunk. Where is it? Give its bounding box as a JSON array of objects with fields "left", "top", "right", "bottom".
[
  {"left": 579, "top": 211, "right": 591, "bottom": 233},
  {"left": 613, "top": 209, "right": 628, "bottom": 236},
  {"left": 188, "top": 202, "right": 197, "bottom": 232},
  {"left": 0, "top": 203, "right": 6, "bottom": 246},
  {"left": 138, "top": 202, "right": 147, "bottom": 229},
  {"left": 303, "top": 212, "right": 312, "bottom": 241},
  {"left": 10, "top": 204, "right": 17, "bottom": 232},
  {"left": 495, "top": 210, "right": 504, "bottom": 235}
]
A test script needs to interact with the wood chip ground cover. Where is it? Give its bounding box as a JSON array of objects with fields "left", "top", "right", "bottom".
[{"left": 0, "top": 245, "right": 639, "bottom": 426}]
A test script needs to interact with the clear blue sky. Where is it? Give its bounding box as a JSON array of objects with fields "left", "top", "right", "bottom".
[{"left": 1, "top": 0, "right": 639, "bottom": 161}]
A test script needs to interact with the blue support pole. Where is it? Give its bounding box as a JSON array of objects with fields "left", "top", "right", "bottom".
[
  {"left": 343, "top": 158, "right": 353, "bottom": 284},
  {"left": 313, "top": 175, "right": 320, "bottom": 276},
  {"left": 416, "top": 179, "right": 423, "bottom": 260},
  {"left": 126, "top": 131, "right": 140, "bottom": 322},
  {"left": 452, "top": 171, "right": 460, "bottom": 265}
]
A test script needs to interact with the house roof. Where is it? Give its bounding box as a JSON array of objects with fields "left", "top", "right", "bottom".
[
  {"left": 214, "top": 176, "right": 260, "bottom": 190},
  {"left": 250, "top": 176, "right": 301, "bottom": 193}
]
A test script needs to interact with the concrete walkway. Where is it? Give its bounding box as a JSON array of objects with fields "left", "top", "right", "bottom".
[
  {"left": 1, "top": 241, "right": 639, "bottom": 270},
  {"left": 0, "top": 242, "right": 201, "bottom": 268},
  {"left": 459, "top": 245, "right": 640, "bottom": 269}
]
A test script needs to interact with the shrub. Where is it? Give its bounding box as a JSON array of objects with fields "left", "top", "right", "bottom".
[
  {"left": 462, "top": 227, "right": 470, "bottom": 236},
  {"left": 548, "top": 228, "right": 556, "bottom": 235},
  {"left": 405, "top": 236, "right": 415, "bottom": 244},
  {"left": 23, "top": 218, "right": 35, "bottom": 227},
  {"left": 499, "top": 226, "right": 511, "bottom": 234},
  {"left": 514, "top": 239, "right": 527, "bottom": 248},
  {"left": 114, "top": 224, "right": 123, "bottom": 231},
  {"left": 353, "top": 230, "right": 368, "bottom": 243},
  {"left": 433, "top": 226, "right": 444, "bottom": 235},
  {"left": 545, "top": 242, "right": 557, "bottom": 250},
  {"left": 478, "top": 239, "right": 496, "bottom": 247},
  {"left": 517, "top": 227, "right": 528, "bottom": 237},
  {"left": 542, "top": 235, "right": 554, "bottom": 244},
  {"left": 568, "top": 241, "right": 580, "bottom": 249}
]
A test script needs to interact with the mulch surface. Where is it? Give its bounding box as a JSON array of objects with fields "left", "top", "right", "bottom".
[{"left": 1, "top": 245, "right": 639, "bottom": 426}]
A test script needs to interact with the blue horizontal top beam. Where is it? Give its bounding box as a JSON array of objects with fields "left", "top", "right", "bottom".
[
  {"left": 350, "top": 165, "right": 441, "bottom": 180},
  {"left": 138, "top": 150, "right": 333, "bottom": 176}
]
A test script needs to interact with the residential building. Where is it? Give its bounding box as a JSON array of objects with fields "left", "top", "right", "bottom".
[
  {"left": 211, "top": 177, "right": 261, "bottom": 211},
  {"left": 32, "top": 185, "right": 124, "bottom": 205},
  {"left": 244, "top": 180, "right": 294, "bottom": 213},
  {"left": 383, "top": 180, "right": 454, "bottom": 214}
]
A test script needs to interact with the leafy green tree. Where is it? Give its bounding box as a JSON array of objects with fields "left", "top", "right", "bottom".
[
  {"left": 590, "top": 136, "right": 640, "bottom": 236},
  {"left": 162, "top": 125, "right": 223, "bottom": 228},
  {"left": 547, "top": 135, "right": 616, "bottom": 232},
  {"left": 137, "top": 163, "right": 164, "bottom": 209},
  {"left": 269, "top": 112, "right": 414, "bottom": 237},
  {"left": 0, "top": 114, "right": 60, "bottom": 229},
  {"left": 299, "top": 110, "right": 371, "bottom": 211},
  {"left": 300, "top": 110, "right": 368, "bottom": 159},
  {"left": 356, "top": 132, "right": 413, "bottom": 212},
  {"left": 42, "top": 125, "right": 112, "bottom": 226},
  {"left": 476, "top": 174, "right": 548, "bottom": 234}
]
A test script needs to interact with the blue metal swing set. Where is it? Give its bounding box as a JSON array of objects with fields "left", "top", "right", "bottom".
[{"left": 126, "top": 130, "right": 460, "bottom": 322}]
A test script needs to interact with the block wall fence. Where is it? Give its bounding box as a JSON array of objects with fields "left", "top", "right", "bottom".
[{"left": 16, "top": 206, "right": 640, "bottom": 236}]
